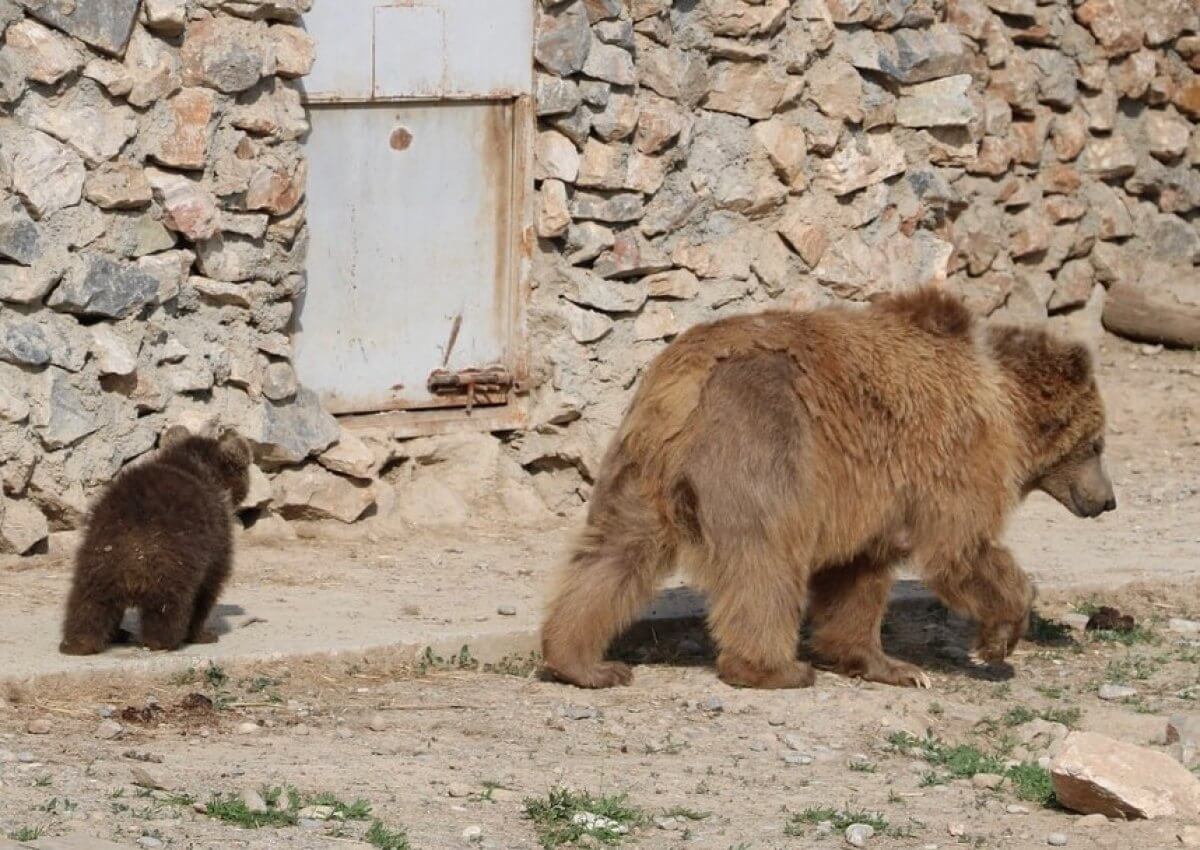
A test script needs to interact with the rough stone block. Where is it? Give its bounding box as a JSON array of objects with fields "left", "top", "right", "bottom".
[
  {"left": 47, "top": 254, "right": 159, "bottom": 319},
  {"left": 21, "top": 0, "right": 140, "bottom": 55}
]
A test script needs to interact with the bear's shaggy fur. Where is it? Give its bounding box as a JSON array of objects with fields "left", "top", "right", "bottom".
[
  {"left": 541, "top": 287, "right": 1114, "bottom": 689},
  {"left": 59, "top": 427, "right": 253, "bottom": 655}
]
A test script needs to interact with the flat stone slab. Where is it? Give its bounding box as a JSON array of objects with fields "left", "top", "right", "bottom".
[{"left": 21, "top": 0, "right": 140, "bottom": 55}]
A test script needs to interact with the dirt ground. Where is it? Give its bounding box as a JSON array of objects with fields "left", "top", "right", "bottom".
[{"left": 0, "top": 339, "right": 1197, "bottom": 849}]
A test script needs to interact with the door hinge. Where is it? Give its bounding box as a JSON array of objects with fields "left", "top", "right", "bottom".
[{"left": 426, "top": 366, "right": 515, "bottom": 414}]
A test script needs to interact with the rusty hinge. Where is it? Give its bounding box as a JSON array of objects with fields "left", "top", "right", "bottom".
[{"left": 427, "top": 366, "right": 514, "bottom": 414}]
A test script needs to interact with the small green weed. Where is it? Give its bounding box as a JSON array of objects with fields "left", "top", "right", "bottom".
[
  {"left": 524, "top": 788, "right": 644, "bottom": 848},
  {"left": 1027, "top": 614, "right": 1073, "bottom": 644},
  {"left": 784, "top": 806, "right": 890, "bottom": 837},
  {"left": 888, "top": 731, "right": 1005, "bottom": 779},
  {"left": 365, "top": 819, "right": 411, "bottom": 850},
  {"left": 8, "top": 827, "right": 43, "bottom": 841},
  {"left": 201, "top": 786, "right": 370, "bottom": 829},
  {"left": 1007, "top": 763, "right": 1055, "bottom": 807},
  {"left": 661, "top": 806, "right": 709, "bottom": 820}
]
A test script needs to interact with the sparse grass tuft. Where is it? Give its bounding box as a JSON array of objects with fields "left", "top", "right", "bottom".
[
  {"left": 524, "top": 788, "right": 644, "bottom": 848},
  {"left": 8, "top": 827, "right": 44, "bottom": 841},
  {"left": 661, "top": 806, "right": 709, "bottom": 821},
  {"left": 201, "top": 786, "right": 371, "bottom": 830},
  {"left": 365, "top": 820, "right": 411, "bottom": 850},
  {"left": 1089, "top": 624, "right": 1158, "bottom": 646},
  {"left": 784, "top": 806, "right": 890, "bottom": 837},
  {"left": 1007, "top": 763, "right": 1056, "bottom": 807},
  {"left": 1027, "top": 613, "right": 1073, "bottom": 644},
  {"left": 889, "top": 731, "right": 1005, "bottom": 779}
]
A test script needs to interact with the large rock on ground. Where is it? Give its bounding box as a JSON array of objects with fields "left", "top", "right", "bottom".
[
  {"left": 272, "top": 466, "right": 375, "bottom": 523},
  {"left": 0, "top": 494, "right": 49, "bottom": 554},
  {"left": 1050, "top": 731, "right": 1200, "bottom": 819}
]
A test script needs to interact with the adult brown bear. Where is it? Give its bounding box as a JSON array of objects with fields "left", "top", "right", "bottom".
[{"left": 541, "top": 287, "right": 1114, "bottom": 689}]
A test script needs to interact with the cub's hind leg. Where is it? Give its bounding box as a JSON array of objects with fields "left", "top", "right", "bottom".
[
  {"left": 808, "top": 554, "right": 931, "bottom": 689},
  {"left": 60, "top": 584, "right": 125, "bottom": 656}
]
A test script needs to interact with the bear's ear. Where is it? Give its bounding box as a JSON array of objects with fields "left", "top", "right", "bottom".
[
  {"left": 1058, "top": 341, "right": 1093, "bottom": 385},
  {"left": 160, "top": 425, "right": 191, "bottom": 448},
  {"left": 217, "top": 429, "right": 253, "bottom": 467}
]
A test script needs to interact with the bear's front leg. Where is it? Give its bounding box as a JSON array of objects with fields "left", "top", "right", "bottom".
[{"left": 924, "top": 541, "right": 1034, "bottom": 666}]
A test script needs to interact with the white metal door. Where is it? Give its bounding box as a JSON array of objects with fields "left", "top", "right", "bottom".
[{"left": 295, "top": 1, "right": 532, "bottom": 417}]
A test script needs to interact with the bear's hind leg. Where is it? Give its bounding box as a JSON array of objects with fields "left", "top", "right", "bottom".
[
  {"left": 187, "top": 549, "right": 232, "bottom": 645},
  {"left": 542, "top": 496, "right": 676, "bottom": 688},
  {"left": 60, "top": 586, "right": 124, "bottom": 656},
  {"left": 808, "top": 554, "right": 931, "bottom": 689},
  {"left": 140, "top": 597, "right": 193, "bottom": 651},
  {"left": 707, "top": 545, "right": 814, "bottom": 689}
]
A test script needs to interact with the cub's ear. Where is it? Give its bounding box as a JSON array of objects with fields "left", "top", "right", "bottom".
[
  {"left": 217, "top": 429, "right": 253, "bottom": 466},
  {"left": 1058, "top": 341, "right": 1093, "bottom": 385},
  {"left": 160, "top": 425, "right": 191, "bottom": 448}
]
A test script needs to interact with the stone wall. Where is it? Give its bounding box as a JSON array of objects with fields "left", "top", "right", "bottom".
[
  {"left": 516, "top": 0, "right": 1199, "bottom": 514},
  {"left": 0, "top": 0, "right": 339, "bottom": 552},
  {"left": 0, "top": 0, "right": 1197, "bottom": 549}
]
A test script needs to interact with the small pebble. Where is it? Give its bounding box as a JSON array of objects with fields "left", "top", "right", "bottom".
[
  {"left": 240, "top": 789, "right": 268, "bottom": 814},
  {"left": 1047, "top": 834, "right": 1068, "bottom": 847},
  {"left": 236, "top": 722, "right": 260, "bottom": 735},
  {"left": 367, "top": 713, "right": 389, "bottom": 732},
  {"left": 700, "top": 696, "right": 724, "bottom": 713},
  {"left": 95, "top": 720, "right": 123, "bottom": 740},
  {"left": 654, "top": 815, "right": 685, "bottom": 831},
  {"left": 1168, "top": 618, "right": 1200, "bottom": 635},
  {"left": 130, "top": 766, "right": 166, "bottom": 790},
  {"left": 782, "top": 753, "right": 814, "bottom": 766},
  {"left": 845, "top": 823, "right": 875, "bottom": 846},
  {"left": 462, "top": 824, "right": 483, "bottom": 843},
  {"left": 948, "top": 823, "right": 966, "bottom": 836},
  {"left": 17, "top": 752, "right": 35, "bottom": 764},
  {"left": 136, "top": 838, "right": 163, "bottom": 849},
  {"left": 972, "top": 773, "right": 1004, "bottom": 790},
  {"left": 447, "top": 783, "right": 473, "bottom": 798},
  {"left": 26, "top": 718, "right": 52, "bottom": 735},
  {"left": 779, "top": 733, "right": 806, "bottom": 751},
  {"left": 297, "top": 805, "right": 334, "bottom": 820},
  {"left": 1006, "top": 804, "right": 1031, "bottom": 815},
  {"left": 1098, "top": 684, "right": 1137, "bottom": 701},
  {"left": 767, "top": 716, "right": 786, "bottom": 727},
  {"left": 558, "top": 704, "right": 599, "bottom": 721},
  {"left": 335, "top": 727, "right": 354, "bottom": 739},
  {"left": 496, "top": 605, "right": 517, "bottom": 616}
]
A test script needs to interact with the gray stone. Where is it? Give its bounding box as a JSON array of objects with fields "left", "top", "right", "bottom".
[
  {"left": 535, "top": 0, "right": 591, "bottom": 77},
  {"left": 272, "top": 466, "right": 375, "bottom": 523},
  {"left": 0, "top": 196, "right": 41, "bottom": 265},
  {"left": 4, "top": 18, "right": 81, "bottom": 85},
  {"left": 48, "top": 255, "right": 159, "bottom": 319},
  {"left": 249, "top": 387, "right": 340, "bottom": 465},
  {"left": 0, "top": 384, "right": 30, "bottom": 423},
  {"left": 0, "top": 265, "right": 59, "bottom": 309},
  {"left": 582, "top": 42, "right": 635, "bottom": 86},
  {"left": 845, "top": 823, "right": 875, "bottom": 847},
  {"left": 561, "top": 301, "right": 613, "bottom": 343},
  {"left": 0, "top": 316, "right": 51, "bottom": 367},
  {"left": 562, "top": 267, "right": 647, "bottom": 314},
  {"left": 262, "top": 361, "right": 298, "bottom": 401},
  {"left": 1098, "top": 683, "right": 1137, "bottom": 702},
  {"left": 181, "top": 15, "right": 272, "bottom": 94},
  {"left": 21, "top": 0, "right": 140, "bottom": 55},
  {"left": 536, "top": 74, "right": 581, "bottom": 116},
  {"left": 1029, "top": 49, "right": 1078, "bottom": 109},
  {"left": 219, "top": 0, "right": 312, "bottom": 21},
  {"left": 0, "top": 53, "right": 25, "bottom": 104},
  {"left": 844, "top": 24, "right": 967, "bottom": 85},
  {"left": 570, "top": 191, "right": 643, "bottom": 223},
  {"left": 896, "top": 75, "right": 978, "bottom": 128},
  {"left": 37, "top": 368, "right": 101, "bottom": 449},
  {"left": 18, "top": 88, "right": 138, "bottom": 167},
  {"left": 8, "top": 129, "right": 86, "bottom": 219},
  {"left": 0, "top": 496, "right": 48, "bottom": 554},
  {"left": 90, "top": 325, "right": 137, "bottom": 376}
]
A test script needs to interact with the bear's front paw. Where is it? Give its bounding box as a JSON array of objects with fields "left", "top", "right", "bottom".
[{"left": 975, "top": 613, "right": 1028, "bottom": 665}]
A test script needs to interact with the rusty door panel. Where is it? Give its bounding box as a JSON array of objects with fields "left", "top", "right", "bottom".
[{"left": 294, "top": 102, "right": 516, "bottom": 415}]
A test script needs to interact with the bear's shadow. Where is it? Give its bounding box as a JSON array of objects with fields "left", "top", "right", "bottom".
[
  {"left": 609, "top": 580, "right": 1026, "bottom": 683},
  {"left": 116, "top": 603, "right": 244, "bottom": 647}
]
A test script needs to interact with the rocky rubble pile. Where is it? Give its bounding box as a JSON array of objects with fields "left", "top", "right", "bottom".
[{"left": 520, "top": 0, "right": 1199, "bottom": 509}]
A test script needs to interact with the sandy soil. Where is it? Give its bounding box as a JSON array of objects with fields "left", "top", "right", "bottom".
[{"left": 0, "top": 339, "right": 1197, "bottom": 849}]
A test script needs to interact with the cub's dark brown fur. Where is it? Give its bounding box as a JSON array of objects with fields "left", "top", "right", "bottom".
[
  {"left": 59, "top": 427, "right": 252, "bottom": 655},
  {"left": 541, "top": 287, "right": 1115, "bottom": 690}
]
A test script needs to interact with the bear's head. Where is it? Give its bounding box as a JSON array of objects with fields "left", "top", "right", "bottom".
[
  {"left": 160, "top": 425, "right": 254, "bottom": 508},
  {"left": 987, "top": 326, "right": 1115, "bottom": 519}
]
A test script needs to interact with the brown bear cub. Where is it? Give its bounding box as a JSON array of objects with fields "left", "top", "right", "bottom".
[
  {"left": 59, "top": 427, "right": 252, "bottom": 655},
  {"left": 541, "top": 286, "right": 1115, "bottom": 690}
]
